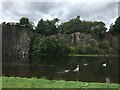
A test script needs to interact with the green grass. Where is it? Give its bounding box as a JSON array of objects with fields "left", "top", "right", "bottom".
[
  {"left": 0, "top": 77, "right": 2, "bottom": 89},
  {"left": 1, "top": 76, "right": 119, "bottom": 88}
]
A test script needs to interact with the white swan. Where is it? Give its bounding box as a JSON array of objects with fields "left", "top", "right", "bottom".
[
  {"left": 84, "top": 63, "right": 88, "bottom": 66},
  {"left": 64, "top": 69, "right": 70, "bottom": 73},
  {"left": 74, "top": 65, "right": 79, "bottom": 72},
  {"left": 103, "top": 63, "right": 106, "bottom": 67},
  {"left": 106, "top": 77, "right": 110, "bottom": 83}
]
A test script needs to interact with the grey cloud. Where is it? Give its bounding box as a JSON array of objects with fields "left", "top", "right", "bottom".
[
  {"left": 118, "top": 1, "right": 120, "bottom": 16},
  {"left": 2, "top": 2, "right": 67, "bottom": 22},
  {"left": 66, "top": 2, "right": 117, "bottom": 21},
  {"left": 2, "top": 2, "right": 118, "bottom": 29}
]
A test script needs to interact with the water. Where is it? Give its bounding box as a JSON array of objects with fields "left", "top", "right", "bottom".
[{"left": 2, "top": 55, "right": 118, "bottom": 83}]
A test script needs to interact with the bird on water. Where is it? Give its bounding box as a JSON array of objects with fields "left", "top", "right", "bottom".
[
  {"left": 103, "top": 63, "right": 106, "bottom": 67},
  {"left": 74, "top": 65, "right": 79, "bottom": 72}
]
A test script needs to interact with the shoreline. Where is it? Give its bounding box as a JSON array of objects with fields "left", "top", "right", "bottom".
[{"left": 68, "top": 54, "right": 119, "bottom": 57}]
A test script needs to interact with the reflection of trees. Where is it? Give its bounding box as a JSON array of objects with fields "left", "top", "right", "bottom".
[{"left": 29, "top": 55, "right": 118, "bottom": 82}]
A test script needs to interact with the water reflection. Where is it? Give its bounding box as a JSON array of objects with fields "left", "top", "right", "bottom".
[{"left": 2, "top": 55, "right": 118, "bottom": 83}]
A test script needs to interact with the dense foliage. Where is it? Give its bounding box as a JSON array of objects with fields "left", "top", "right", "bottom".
[
  {"left": 2, "top": 16, "right": 119, "bottom": 56},
  {"left": 32, "top": 37, "right": 70, "bottom": 57},
  {"left": 108, "top": 16, "right": 120, "bottom": 53},
  {"left": 20, "top": 17, "right": 29, "bottom": 26},
  {"left": 58, "top": 16, "right": 107, "bottom": 41},
  {"left": 36, "top": 18, "right": 59, "bottom": 36},
  {"left": 109, "top": 17, "right": 120, "bottom": 35}
]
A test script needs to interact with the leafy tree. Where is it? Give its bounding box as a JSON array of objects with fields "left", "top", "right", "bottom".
[
  {"left": 100, "top": 40, "right": 110, "bottom": 49},
  {"left": 2, "top": 22, "right": 6, "bottom": 24},
  {"left": 58, "top": 16, "right": 81, "bottom": 34},
  {"left": 74, "top": 44, "right": 97, "bottom": 54},
  {"left": 15, "top": 22, "right": 21, "bottom": 27},
  {"left": 32, "top": 37, "right": 70, "bottom": 57},
  {"left": 88, "top": 21, "right": 107, "bottom": 41},
  {"left": 99, "top": 40, "right": 114, "bottom": 54},
  {"left": 36, "top": 18, "right": 59, "bottom": 35},
  {"left": 36, "top": 19, "right": 46, "bottom": 34},
  {"left": 58, "top": 16, "right": 106, "bottom": 41},
  {"left": 109, "top": 17, "right": 120, "bottom": 54},
  {"left": 114, "top": 17, "right": 120, "bottom": 34},
  {"left": 109, "top": 16, "right": 120, "bottom": 34},
  {"left": 20, "top": 17, "right": 29, "bottom": 27}
]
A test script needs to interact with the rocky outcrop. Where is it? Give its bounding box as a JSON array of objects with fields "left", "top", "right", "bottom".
[
  {"left": 70, "top": 32, "right": 93, "bottom": 45},
  {"left": 57, "top": 32, "right": 98, "bottom": 47},
  {"left": 2, "top": 24, "right": 34, "bottom": 56}
]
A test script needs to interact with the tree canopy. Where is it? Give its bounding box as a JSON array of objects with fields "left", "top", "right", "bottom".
[
  {"left": 109, "top": 16, "right": 120, "bottom": 34},
  {"left": 20, "top": 17, "right": 30, "bottom": 26},
  {"left": 36, "top": 18, "right": 59, "bottom": 36},
  {"left": 32, "top": 37, "right": 70, "bottom": 57},
  {"left": 58, "top": 16, "right": 107, "bottom": 40}
]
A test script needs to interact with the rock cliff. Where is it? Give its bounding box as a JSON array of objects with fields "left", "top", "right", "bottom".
[
  {"left": 2, "top": 24, "right": 118, "bottom": 56},
  {"left": 57, "top": 32, "right": 98, "bottom": 47},
  {"left": 2, "top": 24, "right": 34, "bottom": 56}
]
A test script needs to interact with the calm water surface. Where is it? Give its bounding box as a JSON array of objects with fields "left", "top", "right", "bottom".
[{"left": 2, "top": 55, "right": 118, "bottom": 83}]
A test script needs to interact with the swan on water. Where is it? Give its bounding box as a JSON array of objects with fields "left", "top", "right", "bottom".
[
  {"left": 103, "top": 63, "right": 106, "bottom": 67},
  {"left": 106, "top": 77, "right": 110, "bottom": 83},
  {"left": 64, "top": 69, "right": 70, "bottom": 72},
  {"left": 74, "top": 65, "right": 79, "bottom": 72},
  {"left": 84, "top": 63, "right": 88, "bottom": 66}
]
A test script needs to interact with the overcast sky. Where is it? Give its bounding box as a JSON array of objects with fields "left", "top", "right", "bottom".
[{"left": 1, "top": 0, "right": 120, "bottom": 30}]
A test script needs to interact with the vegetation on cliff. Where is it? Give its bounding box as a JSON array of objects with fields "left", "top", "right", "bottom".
[
  {"left": 31, "top": 37, "right": 70, "bottom": 56},
  {"left": 2, "top": 16, "right": 120, "bottom": 56}
]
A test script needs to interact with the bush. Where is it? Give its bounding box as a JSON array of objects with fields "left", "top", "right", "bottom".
[
  {"left": 108, "top": 47, "right": 114, "bottom": 54},
  {"left": 32, "top": 37, "right": 70, "bottom": 57},
  {"left": 15, "top": 23, "right": 21, "bottom": 27},
  {"left": 74, "top": 44, "right": 91, "bottom": 54},
  {"left": 74, "top": 43, "right": 100, "bottom": 54}
]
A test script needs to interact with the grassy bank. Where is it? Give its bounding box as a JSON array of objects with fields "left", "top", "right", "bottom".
[
  {"left": 1, "top": 76, "right": 119, "bottom": 88},
  {"left": 0, "top": 77, "right": 2, "bottom": 89}
]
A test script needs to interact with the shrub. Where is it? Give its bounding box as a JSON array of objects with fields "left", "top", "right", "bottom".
[{"left": 32, "top": 37, "right": 70, "bottom": 57}]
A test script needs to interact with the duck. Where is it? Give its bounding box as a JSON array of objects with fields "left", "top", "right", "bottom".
[{"left": 74, "top": 65, "right": 79, "bottom": 72}]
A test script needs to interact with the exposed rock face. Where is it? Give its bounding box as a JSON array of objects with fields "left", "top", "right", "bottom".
[
  {"left": 57, "top": 32, "right": 98, "bottom": 47},
  {"left": 70, "top": 32, "right": 93, "bottom": 45},
  {"left": 2, "top": 24, "right": 33, "bottom": 56}
]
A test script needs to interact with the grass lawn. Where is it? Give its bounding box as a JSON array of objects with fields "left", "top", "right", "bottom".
[
  {"left": 1, "top": 76, "right": 119, "bottom": 88},
  {"left": 0, "top": 77, "right": 2, "bottom": 90}
]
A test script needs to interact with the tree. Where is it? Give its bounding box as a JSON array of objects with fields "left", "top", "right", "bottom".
[
  {"left": 58, "top": 16, "right": 107, "bottom": 41},
  {"left": 36, "top": 18, "right": 59, "bottom": 36},
  {"left": 99, "top": 40, "right": 114, "bottom": 54},
  {"left": 90, "top": 21, "right": 107, "bottom": 41},
  {"left": 15, "top": 22, "right": 21, "bottom": 27},
  {"left": 114, "top": 16, "right": 120, "bottom": 34},
  {"left": 32, "top": 37, "right": 70, "bottom": 57},
  {"left": 109, "top": 17, "right": 120, "bottom": 34},
  {"left": 36, "top": 19, "right": 46, "bottom": 34},
  {"left": 20, "top": 17, "right": 29, "bottom": 27},
  {"left": 58, "top": 16, "right": 81, "bottom": 34}
]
